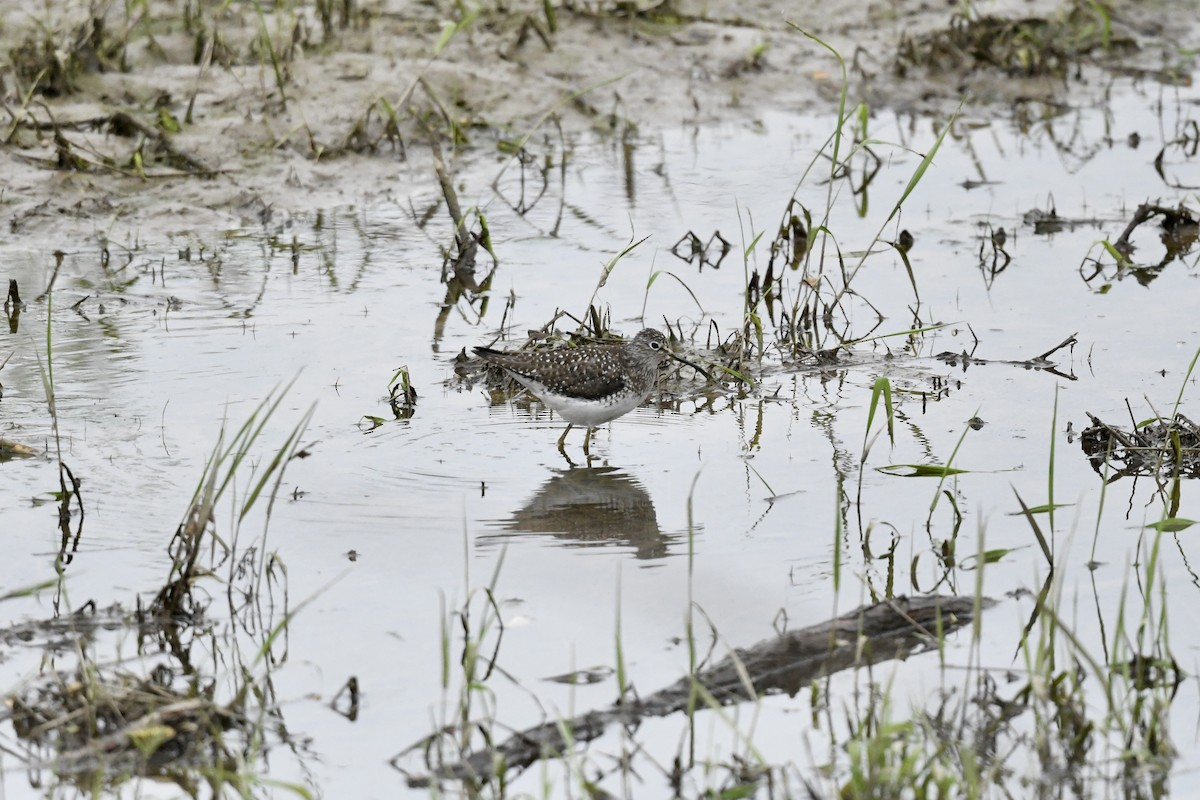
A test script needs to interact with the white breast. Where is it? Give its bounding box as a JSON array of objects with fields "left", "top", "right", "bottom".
[{"left": 508, "top": 374, "right": 650, "bottom": 427}]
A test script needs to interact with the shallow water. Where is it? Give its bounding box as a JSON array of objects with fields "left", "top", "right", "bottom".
[{"left": 2, "top": 72, "right": 1199, "bottom": 796}]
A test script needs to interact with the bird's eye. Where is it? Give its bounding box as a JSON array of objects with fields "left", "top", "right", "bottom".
[{"left": 650, "top": 341, "right": 662, "bottom": 350}]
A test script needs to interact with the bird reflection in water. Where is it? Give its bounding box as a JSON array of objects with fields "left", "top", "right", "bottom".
[{"left": 482, "top": 467, "right": 682, "bottom": 560}]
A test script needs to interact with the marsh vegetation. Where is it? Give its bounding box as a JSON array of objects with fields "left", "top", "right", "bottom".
[{"left": 1, "top": 0, "right": 1198, "bottom": 797}]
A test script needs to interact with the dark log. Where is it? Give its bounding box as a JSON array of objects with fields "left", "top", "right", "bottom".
[{"left": 402, "top": 594, "right": 992, "bottom": 786}]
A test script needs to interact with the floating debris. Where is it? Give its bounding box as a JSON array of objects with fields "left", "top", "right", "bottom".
[
  {"left": 0, "top": 438, "right": 39, "bottom": 461},
  {"left": 1081, "top": 412, "right": 1200, "bottom": 478},
  {"left": 8, "top": 666, "right": 244, "bottom": 781}
]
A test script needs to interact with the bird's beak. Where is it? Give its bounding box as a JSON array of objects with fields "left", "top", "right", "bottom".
[{"left": 668, "top": 350, "right": 713, "bottom": 382}]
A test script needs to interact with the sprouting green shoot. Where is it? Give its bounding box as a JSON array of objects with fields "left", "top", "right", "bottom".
[{"left": 866, "top": 376, "right": 895, "bottom": 446}]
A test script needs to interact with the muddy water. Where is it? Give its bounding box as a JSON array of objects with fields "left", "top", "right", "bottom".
[{"left": 2, "top": 74, "right": 1199, "bottom": 796}]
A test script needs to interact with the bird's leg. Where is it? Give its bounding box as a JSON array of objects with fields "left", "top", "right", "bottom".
[
  {"left": 583, "top": 427, "right": 593, "bottom": 456},
  {"left": 557, "top": 424, "right": 574, "bottom": 455}
]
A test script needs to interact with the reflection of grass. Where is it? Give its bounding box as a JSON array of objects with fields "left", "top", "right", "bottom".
[
  {"left": 391, "top": 541, "right": 509, "bottom": 788},
  {"left": 643, "top": 26, "right": 955, "bottom": 374},
  {"left": 826, "top": 385, "right": 1178, "bottom": 799},
  {"left": 3, "top": 379, "right": 318, "bottom": 797},
  {"left": 152, "top": 381, "right": 314, "bottom": 620},
  {"left": 33, "top": 293, "right": 85, "bottom": 569}
]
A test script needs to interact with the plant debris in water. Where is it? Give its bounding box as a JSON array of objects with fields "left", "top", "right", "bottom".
[
  {"left": 1081, "top": 412, "right": 1200, "bottom": 478},
  {"left": 8, "top": 665, "right": 243, "bottom": 781},
  {"left": 0, "top": 389, "right": 314, "bottom": 793},
  {"left": 1112, "top": 202, "right": 1199, "bottom": 270}
]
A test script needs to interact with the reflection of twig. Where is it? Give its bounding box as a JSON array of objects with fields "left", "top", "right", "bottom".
[
  {"left": 430, "top": 141, "right": 498, "bottom": 346},
  {"left": 491, "top": 145, "right": 550, "bottom": 216},
  {"left": 1154, "top": 120, "right": 1200, "bottom": 189},
  {"left": 3, "top": 280, "right": 22, "bottom": 333},
  {"left": 331, "top": 676, "right": 360, "bottom": 721},
  {"left": 671, "top": 229, "right": 732, "bottom": 269},
  {"left": 1112, "top": 202, "right": 1198, "bottom": 268},
  {"left": 977, "top": 224, "right": 1011, "bottom": 287},
  {"left": 1034, "top": 332, "right": 1077, "bottom": 361},
  {"left": 1112, "top": 203, "right": 1157, "bottom": 253},
  {"left": 56, "top": 461, "right": 84, "bottom": 566},
  {"left": 934, "top": 332, "right": 1077, "bottom": 380},
  {"left": 4, "top": 279, "right": 22, "bottom": 310}
]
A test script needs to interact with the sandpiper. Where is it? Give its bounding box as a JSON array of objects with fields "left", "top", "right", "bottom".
[{"left": 475, "top": 329, "right": 700, "bottom": 454}]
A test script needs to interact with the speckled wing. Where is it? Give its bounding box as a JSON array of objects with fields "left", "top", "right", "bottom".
[{"left": 474, "top": 345, "right": 628, "bottom": 400}]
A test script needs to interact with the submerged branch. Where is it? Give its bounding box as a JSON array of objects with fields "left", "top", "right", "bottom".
[{"left": 401, "top": 594, "right": 991, "bottom": 786}]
